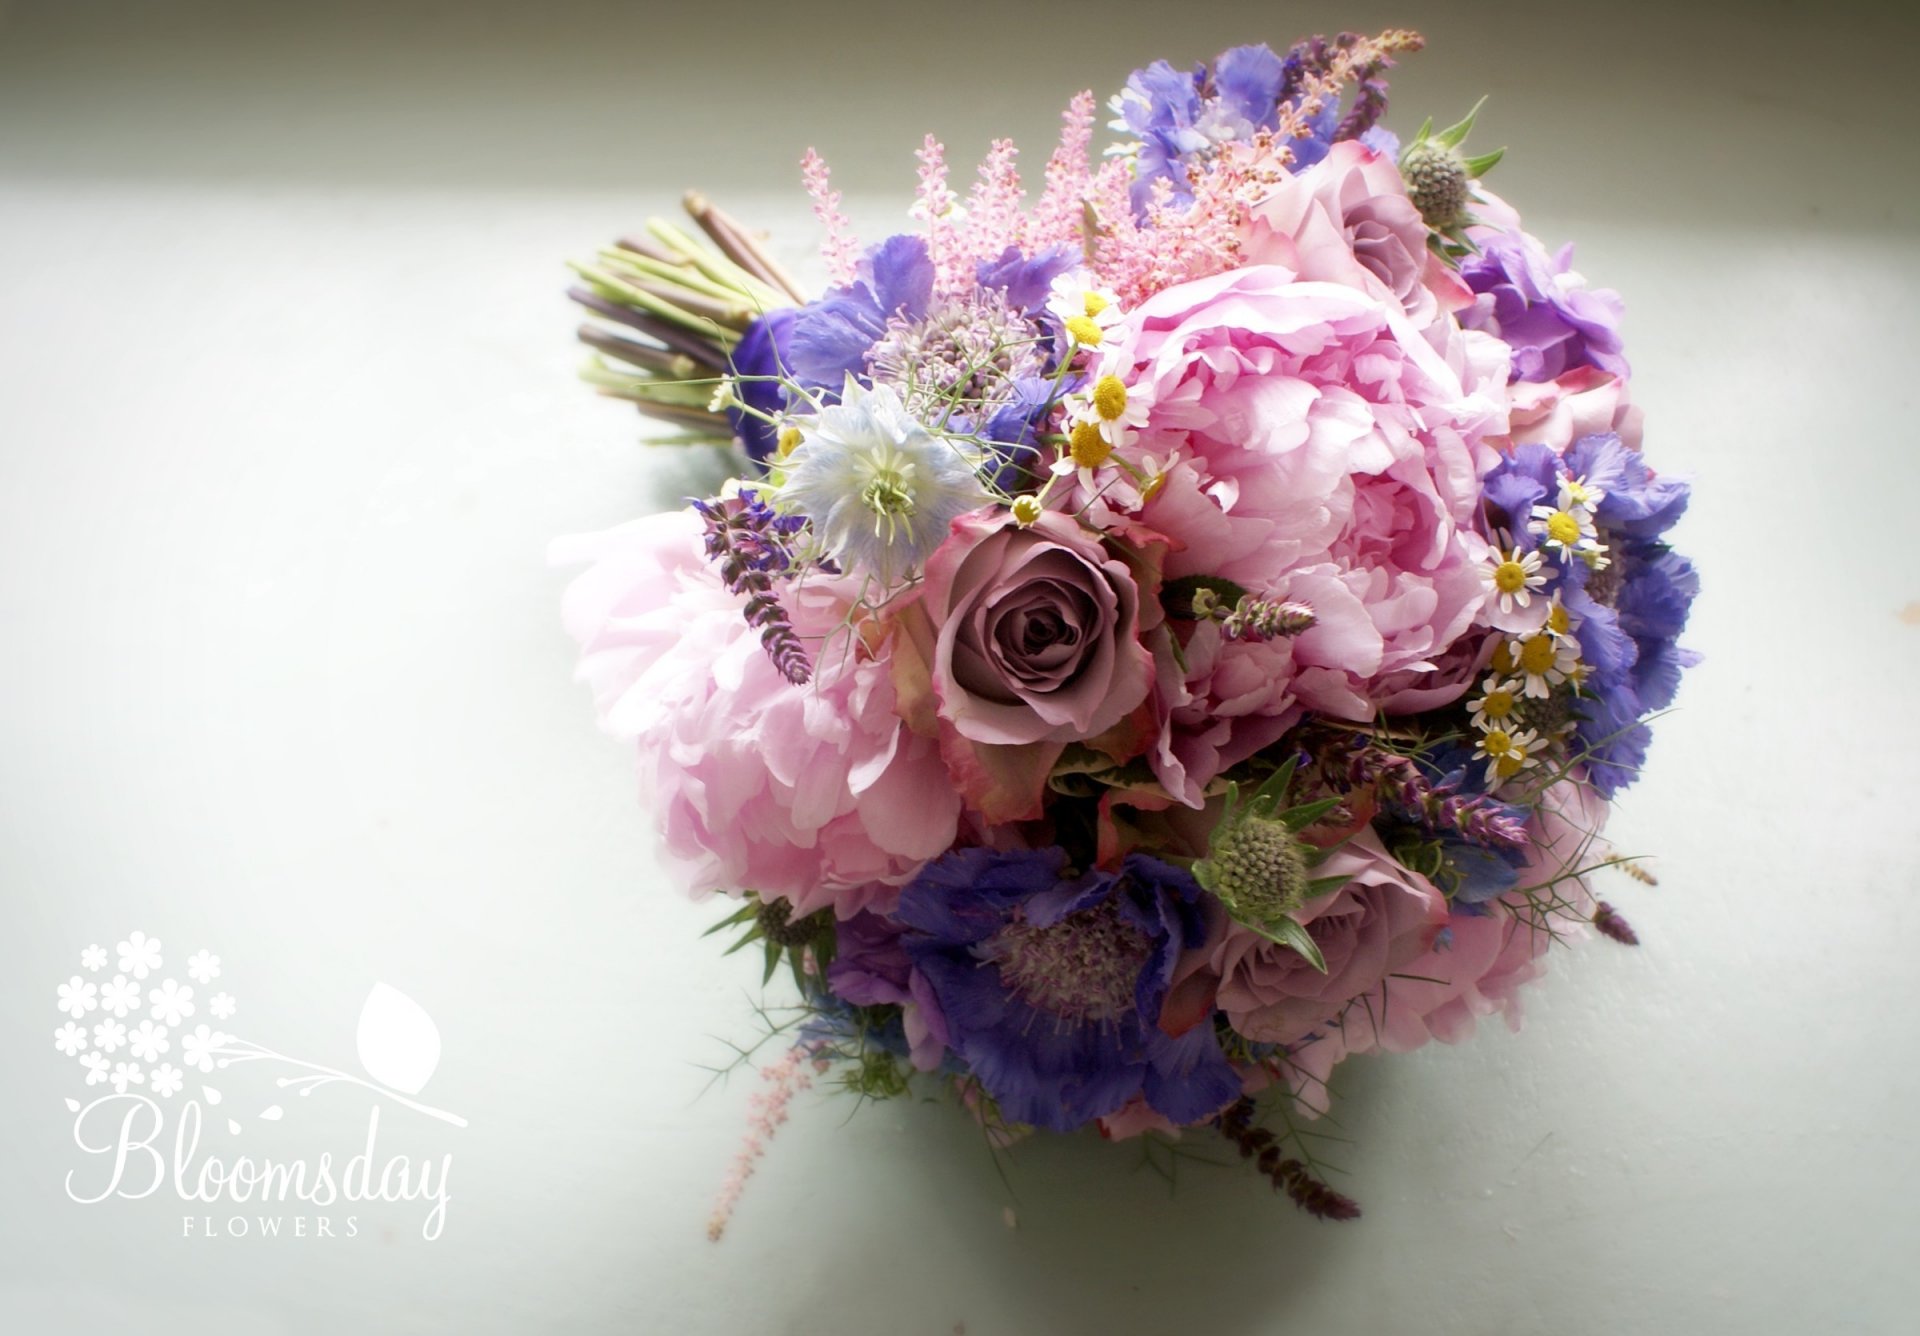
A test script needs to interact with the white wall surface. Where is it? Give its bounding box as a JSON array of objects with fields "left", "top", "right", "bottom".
[{"left": 1, "top": 2, "right": 1915, "bottom": 1333}]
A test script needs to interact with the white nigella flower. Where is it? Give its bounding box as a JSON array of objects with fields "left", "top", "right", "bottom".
[
  {"left": 778, "top": 377, "right": 989, "bottom": 588},
  {"left": 1045, "top": 273, "right": 1123, "bottom": 350}
]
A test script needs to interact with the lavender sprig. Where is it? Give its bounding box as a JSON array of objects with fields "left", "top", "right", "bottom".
[
  {"left": 693, "top": 490, "right": 812, "bottom": 685},
  {"left": 1344, "top": 739, "right": 1529, "bottom": 851},
  {"left": 1592, "top": 901, "right": 1641, "bottom": 946},
  {"left": 1189, "top": 588, "right": 1317, "bottom": 642}
]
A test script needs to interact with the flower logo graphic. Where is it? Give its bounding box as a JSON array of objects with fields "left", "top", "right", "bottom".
[{"left": 50, "top": 930, "right": 466, "bottom": 1129}]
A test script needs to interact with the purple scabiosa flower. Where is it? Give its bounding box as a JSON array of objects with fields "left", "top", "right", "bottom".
[
  {"left": 1459, "top": 232, "right": 1629, "bottom": 383},
  {"left": 1553, "top": 435, "right": 1700, "bottom": 796},
  {"left": 896, "top": 846, "right": 1241, "bottom": 1132}
]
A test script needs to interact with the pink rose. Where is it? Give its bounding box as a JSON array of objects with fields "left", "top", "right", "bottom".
[
  {"left": 555, "top": 510, "right": 961, "bottom": 918},
  {"left": 1243, "top": 140, "right": 1473, "bottom": 333},
  {"left": 1267, "top": 779, "right": 1610, "bottom": 1113},
  {"left": 1173, "top": 828, "right": 1450, "bottom": 1046},
  {"left": 922, "top": 509, "right": 1155, "bottom": 748}
]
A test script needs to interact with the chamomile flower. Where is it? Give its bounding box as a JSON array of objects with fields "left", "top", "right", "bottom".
[
  {"left": 1071, "top": 372, "right": 1150, "bottom": 451},
  {"left": 777, "top": 377, "right": 989, "bottom": 588},
  {"left": 1558, "top": 473, "right": 1605, "bottom": 512},
  {"left": 1482, "top": 539, "right": 1546, "bottom": 615},
  {"left": 1045, "top": 274, "right": 1123, "bottom": 350},
  {"left": 1505, "top": 629, "right": 1582, "bottom": 698},
  {"left": 1467, "top": 675, "right": 1525, "bottom": 734},
  {"left": 1528, "top": 500, "right": 1605, "bottom": 565},
  {"left": 1476, "top": 725, "right": 1544, "bottom": 786}
]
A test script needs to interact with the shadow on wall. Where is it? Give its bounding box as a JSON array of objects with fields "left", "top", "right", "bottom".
[{"left": 0, "top": 0, "right": 1916, "bottom": 237}]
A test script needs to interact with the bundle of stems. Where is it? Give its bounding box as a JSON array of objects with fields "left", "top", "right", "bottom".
[{"left": 567, "top": 192, "right": 807, "bottom": 439}]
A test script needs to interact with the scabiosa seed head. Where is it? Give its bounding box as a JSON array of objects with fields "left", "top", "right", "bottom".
[
  {"left": 1401, "top": 139, "right": 1470, "bottom": 230},
  {"left": 1200, "top": 815, "right": 1313, "bottom": 921}
]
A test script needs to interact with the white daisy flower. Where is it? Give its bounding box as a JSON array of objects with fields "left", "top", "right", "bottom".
[
  {"left": 777, "top": 377, "right": 989, "bottom": 588},
  {"left": 1558, "top": 473, "right": 1605, "bottom": 513},
  {"left": 1045, "top": 273, "right": 1123, "bottom": 350},
  {"left": 1467, "top": 675, "right": 1526, "bottom": 734},
  {"left": 1501, "top": 630, "right": 1582, "bottom": 699},
  {"left": 1528, "top": 501, "right": 1605, "bottom": 565},
  {"left": 1476, "top": 725, "right": 1543, "bottom": 787},
  {"left": 1482, "top": 540, "right": 1546, "bottom": 615},
  {"left": 1074, "top": 373, "right": 1150, "bottom": 451}
]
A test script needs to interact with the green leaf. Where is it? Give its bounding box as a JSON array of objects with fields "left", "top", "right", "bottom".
[
  {"left": 761, "top": 938, "right": 782, "bottom": 986},
  {"left": 1256, "top": 916, "right": 1328, "bottom": 973},
  {"left": 1278, "top": 796, "right": 1341, "bottom": 832},
  {"left": 1244, "top": 756, "right": 1299, "bottom": 817},
  {"left": 701, "top": 903, "right": 760, "bottom": 937},
  {"left": 1434, "top": 96, "right": 1488, "bottom": 149},
  {"left": 1161, "top": 574, "right": 1249, "bottom": 619},
  {"left": 1461, "top": 147, "right": 1505, "bottom": 177},
  {"left": 720, "top": 929, "right": 762, "bottom": 957},
  {"left": 1303, "top": 874, "right": 1350, "bottom": 900}
]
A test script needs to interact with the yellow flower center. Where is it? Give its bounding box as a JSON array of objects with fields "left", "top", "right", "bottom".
[
  {"left": 1065, "top": 315, "right": 1104, "bottom": 346},
  {"left": 1495, "top": 753, "right": 1527, "bottom": 779},
  {"left": 1491, "top": 641, "right": 1515, "bottom": 674},
  {"left": 1481, "top": 689, "right": 1514, "bottom": 720},
  {"left": 1092, "top": 375, "right": 1129, "bottom": 422},
  {"left": 1547, "top": 602, "right": 1570, "bottom": 635},
  {"left": 1493, "top": 558, "right": 1528, "bottom": 594},
  {"left": 1069, "top": 419, "right": 1113, "bottom": 469},
  {"left": 1482, "top": 729, "right": 1515, "bottom": 757},
  {"left": 1011, "top": 495, "right": 1044, "bottom": 526},
  {"left": 1083, "top": 291, "right": 1110, "bottom": 318},
  {"left": 1545, "top": 511, "right": 1581, "bottom": 546},
  {"left": 776, "top": 426, "right": 802, "bottom": 458},
  {"left": 1518, "top": 634, "right": 1557, "bottom": 676}
]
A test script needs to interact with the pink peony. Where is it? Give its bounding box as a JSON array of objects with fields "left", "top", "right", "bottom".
[
  {"left": 556, "top": 510, "right": 961, "bottom": 918},
  {"left": 1505, "top": 364, "right": 1644, "bottom": 453},
  {"left": 1097, "top": 264, "right": 1507, "bottom": 801},
  {"left": 1167, "top": 827, "right": 1450, "bottom": 1047}
]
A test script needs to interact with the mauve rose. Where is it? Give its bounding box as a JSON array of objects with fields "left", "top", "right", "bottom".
[
  {"left": 1170, "top": 827, "right": 1449, "bottom": 1046},
  {"left": 923, "top": 509, "right": 1154, "bottom": 746},
  {"left": 1506, "top": 365, "right": 1643, "bottom": 453}
]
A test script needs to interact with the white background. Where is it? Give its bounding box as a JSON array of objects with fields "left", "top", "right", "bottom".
[{"left": 2, "top": 1, "right": 1916, "bottom": 1332}]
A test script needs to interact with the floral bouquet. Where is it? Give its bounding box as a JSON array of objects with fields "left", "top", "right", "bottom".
[{"left": 556, "top": 29, "right": 1697, "bottom": 1228}]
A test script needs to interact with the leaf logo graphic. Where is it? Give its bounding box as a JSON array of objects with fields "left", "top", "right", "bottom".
[{"left": 355, "top": 983, "right": 442, "bottom": 1096}]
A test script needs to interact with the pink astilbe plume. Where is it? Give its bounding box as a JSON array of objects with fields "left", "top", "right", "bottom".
[
  {"left": 1030, "top": 90, "right": 1097, "bottom": 254},
  {"left": 801, "top": 148, "right": 860, "bottom": 286},
  {"left": 707, "top": 1045, "right": 819, "bottom": 1242},
  {"left": 953, "top": 138, "right": 1025, "bottom": 286},
  {"left": 912, "top": 135, "right": 966, "bottom": 296}
]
